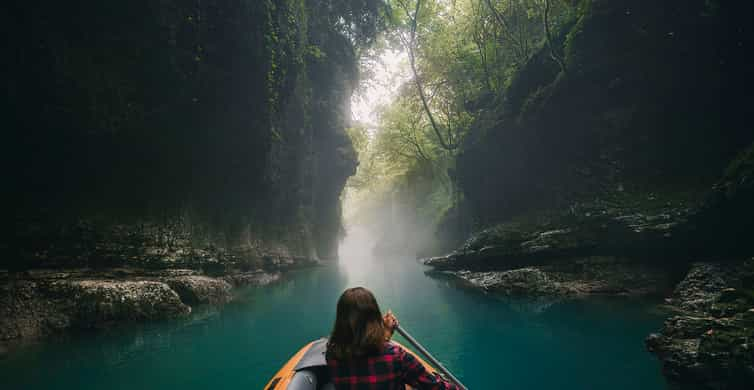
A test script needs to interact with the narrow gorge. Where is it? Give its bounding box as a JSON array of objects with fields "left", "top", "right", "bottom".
[
  {"left": 2, "top": 0, "right": 369, "bottom": 342},
  {"left": 2, "top": 1, "right": 752, "bottom": 389}
]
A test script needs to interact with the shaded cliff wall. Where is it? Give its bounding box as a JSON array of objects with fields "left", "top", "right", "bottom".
[
  {"left": 2, "top": 0, "right": 371, "bottom": 270},
  {"left": 458, "top": 0, "right": 754, "bottom": 227}
]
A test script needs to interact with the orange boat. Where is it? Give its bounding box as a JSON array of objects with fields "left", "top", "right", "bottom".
[{"left": 264, "top": 338, "right": 439, "bottom": 389}]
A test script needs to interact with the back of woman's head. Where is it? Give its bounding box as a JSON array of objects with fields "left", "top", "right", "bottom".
[{"left": 327, "top": 287, "right": 386, "bottom": 360}]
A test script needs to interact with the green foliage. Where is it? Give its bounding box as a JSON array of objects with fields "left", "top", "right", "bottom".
[
  {"left": 305, "top": 45, "right": 326, "bottom": 60},
  {"left": 563, "top": 0, "right": 591, "bottom": 69},
  {"left": 264, "top": 0, "right": 282, "bottom": 115},
  {"left": 345, "top": 124, "right": 369, "bottom": 159},
  {"left": 347, "top": 0, "right": 574, "bottom": 234}
]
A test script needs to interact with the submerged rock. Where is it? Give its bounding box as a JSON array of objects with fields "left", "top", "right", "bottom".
[
  {"left": 163, "top": 276, "right": 232, "bottom": 305},
  {"left": 669, "top": 263, "right": 731, "bottom": 313}
]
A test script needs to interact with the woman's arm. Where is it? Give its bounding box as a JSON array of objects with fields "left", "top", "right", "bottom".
[{"left": 397, "top": 345, "right": 460, "bottom": 390}]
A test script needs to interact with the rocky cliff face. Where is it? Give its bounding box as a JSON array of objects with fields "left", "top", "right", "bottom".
[
  {"left": 426, "top": 143, "right": 754, "bottom": 388},
  {"left": 458, "top": 0, "right": 753, "bottom": 225},
  {"left": 0, "top": 0, "right": 375, "bottom": 345},
  {"left": 646, "top": 261, "right": 754, "bottom": 390},
  {"left": 425, "top": 1, "right": 753, "bottom": 388},
  {"left": 2, "top": 0, "right": 372, "bottom": 271}
]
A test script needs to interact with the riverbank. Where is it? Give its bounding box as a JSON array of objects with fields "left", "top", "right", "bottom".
[
  {"left": 422, "top": 188, "right": 695, "bottom": 298},
  {"left": 425, "top": 241, "right": 753, "bottom": 390},
  {"left": 2, "top": 212, "right": 326, "bottom": 350},
  {"left": 429, "top": 256, "right": 675, "bottom": 298},
  {"left": 0, "top": 266, "right": 291, "bottom": 352},
  {"left": 422, "top": 145, "right": 754, "bottom": 389},
  {"left": 0, "top": 253, "right": 670, "bottom": 390}
]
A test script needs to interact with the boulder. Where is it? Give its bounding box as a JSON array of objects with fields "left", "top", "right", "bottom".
[
  {"left": 54, "top": 280, "right": 191, "bottom": 327},
  {"left": 162, "top": 275, "right": 232, "bottom": 305},
  {"left": 670, "top": 262, "right": 731, "bottom": 313}
]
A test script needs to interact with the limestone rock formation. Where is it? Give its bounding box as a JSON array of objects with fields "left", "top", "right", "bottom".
[
  {"left": 452, "top": 268, "right": 566, "bottom": 296},
  {"left": 0, "top": 267, "right": 285, "bottom": 343},
  {"left": 162, "top": 276, "right": 232, "bottom": 305},
  {"left": 646, "top": 261, "right": 754, "bottom": 390},
  {"left": 222, "top": 271, "right": 282, "bottom": 287},
  {"left": 59, "top": 280, "right": 192, "bottom": 327}
]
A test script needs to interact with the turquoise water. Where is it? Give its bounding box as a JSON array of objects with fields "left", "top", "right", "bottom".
[{"left": 0, "top": 238, "right": 668, "bottom": 389}]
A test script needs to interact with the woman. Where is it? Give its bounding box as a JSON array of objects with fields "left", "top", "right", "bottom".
[{"left": 326, "top": 287, "right": 459, "bottom": 390}]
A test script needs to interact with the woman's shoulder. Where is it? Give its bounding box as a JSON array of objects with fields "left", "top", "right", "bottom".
[{"left": 383, "top": 341, "right": 406, "bottom": 356}]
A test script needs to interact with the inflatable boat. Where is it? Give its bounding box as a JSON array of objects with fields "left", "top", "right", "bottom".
[{"left": 263, "top": 338, "right": 438, "bottom": 390}]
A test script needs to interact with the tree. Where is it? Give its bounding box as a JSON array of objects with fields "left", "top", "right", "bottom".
[
  {"left": 345, "top": 0, "right": 573, "bottom": 239},
  {"left": 393, "top": 0, "right": 459, "bottom": 152}
]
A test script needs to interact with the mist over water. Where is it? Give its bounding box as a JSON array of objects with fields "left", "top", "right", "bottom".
[
  {"left": 337, "top": 225, "right": 377, "bottom": 286},
  {"left": 0, "top": 228, "right": 668, "bottom": 389}
]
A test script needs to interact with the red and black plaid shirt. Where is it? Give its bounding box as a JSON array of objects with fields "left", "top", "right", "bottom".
[{"left": 326, "top": 341, "right": 459, "bottom": 390}]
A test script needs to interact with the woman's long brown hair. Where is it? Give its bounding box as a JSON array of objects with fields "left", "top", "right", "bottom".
[{"left": 327, "top": 287, "right": 387, "bottom": 360}]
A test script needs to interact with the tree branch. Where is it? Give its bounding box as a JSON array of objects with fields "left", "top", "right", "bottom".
[
  {"left": 543, "top": 0, "right": 567, "bottom": 73},
  {"left": 402, "top": 0, "right": 455, "bottom": 151}
]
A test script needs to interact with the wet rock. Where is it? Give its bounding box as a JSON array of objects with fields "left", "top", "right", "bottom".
[
  {"left": 520, "top": 228, "right": 574, "bottom": 253},
  {"left": 0, "top": 266, "right": 288, "bottom": 344},
  {"left": 422, "top": 201, "right": 690, "bottom": 272},
  {"left": 422, "top": 254, "right": 459, "bottom": 270},
  {"left": 0, "top": 343, "right": 7, "bottom": 359},
  {"left": 154, "top": 269, "right": 202, "bottom": 277},
  {"left": 430, "top": 256, "right": 671, "bottom": 298},
  {"left": 222, "top": 270, "right": 281, "bottom": 287},
  {"left": 647, "top": 261, "right": 754, "bottom": 390},
  {"left": 54, "top": 280, "right": 191, "bottom": 327},
  {"left": 2, "top": 276, "right": 193, "bottom": 341},
  {"left": 0, "top": 280, "right": 71, "bottom": 341},
  {"left": 163, "top": 275, "right": 232, "bottom": 305},
  {"left": 669, "top": 262, "right": 730, "bottom": 314},
  {"left": 646, "top": 332, "right": 705, "bottom": 384},
  {"left": 452, "top": 268, "right": 568, "bottom": 296}
]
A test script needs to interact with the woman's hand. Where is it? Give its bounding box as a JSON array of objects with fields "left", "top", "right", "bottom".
[{"left": 383, "top": 310, "right": 398, "bottom": 340}]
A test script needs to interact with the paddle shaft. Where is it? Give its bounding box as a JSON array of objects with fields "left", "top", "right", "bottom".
[{"left": 394, "top": 325, "right": 468, "bottom": 390}]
